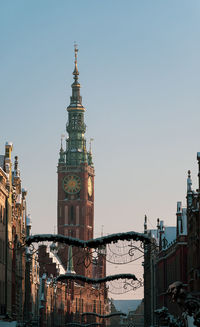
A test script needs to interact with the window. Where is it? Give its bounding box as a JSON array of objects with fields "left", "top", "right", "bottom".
[
  {"left": 76, "top": 206, "right": 79, "bottom": 225},
  {"left": 81, "top": 299, "right": 84, "bottom": 313},
  {"left": 93, "top": 300, "right": 96, "bottom": 313},
  {"left": 70, "top": 206, "right": 76, "bottom": 225},
  {"left": 65, "top": 206, "right": 68, "bottom": 225}
]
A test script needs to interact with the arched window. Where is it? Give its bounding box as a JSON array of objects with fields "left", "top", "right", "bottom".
[{"left": 70, "top": 206, "right": 76, "bottom": 225}]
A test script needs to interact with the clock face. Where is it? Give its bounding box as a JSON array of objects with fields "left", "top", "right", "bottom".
[
  {"left": 88, "top": 176, "right": 93, "bottom": 197},
  {"left": 63, "top": 175, "right": 81, "bottom": 194}
]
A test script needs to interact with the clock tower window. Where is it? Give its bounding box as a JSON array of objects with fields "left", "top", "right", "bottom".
[
  {"left": 76, "top": 206, "right": 79, "bottom": 225},
  {"left": 64, "top": 206, "right": 68, "bottom": 225},
  {"left": 70, "top": 206, "right": 76, "bottom": 225}
]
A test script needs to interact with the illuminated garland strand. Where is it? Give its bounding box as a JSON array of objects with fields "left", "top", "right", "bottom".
[
  {"left": 26, "top": 231, "right": 150, "bottom": 248},
  {"left": 56, "top": 273, "right": 137, "bottom": 283}
]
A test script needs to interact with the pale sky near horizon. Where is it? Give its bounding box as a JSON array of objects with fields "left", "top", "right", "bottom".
[{"left": 1, "top": 0, "right": 200, "bottom": 299}]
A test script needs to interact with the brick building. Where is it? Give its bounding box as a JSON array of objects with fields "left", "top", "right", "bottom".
[
  {"left": 0, "top": 153, "right": 9, "bottom": 316},
  {"left": 38, "top": 47, "right": 108, "bottom": 326},
  {"left": 11, "top": 155, "right": 28, "bottom": 321},
  {"left": 144, "top": 202, "right": 187, "bottom": 325},
  {"left": 0, "top": 143, "right": 30, "bottom": 324},
  {"left": 144, "top": 154, "right": 200, "bottom": 325},
  {"left": 156, "top": 206, "right": 187, "bottom": 319},
  {"left": 187, "top": 156, "right": 200, "bottom": 296},
  {"left": 57, "top": 45, "right": 106, "bottom": 293},
  {"left": 57, "top": 45, "right": 96, "bottom": 279},
  {"left": 38, "top": 244, "right": 107, "bottom": 327}
]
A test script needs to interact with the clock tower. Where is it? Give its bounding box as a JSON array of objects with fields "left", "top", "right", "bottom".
[{"left": 57, "top": 46, "right": 94, "bottom": 277}]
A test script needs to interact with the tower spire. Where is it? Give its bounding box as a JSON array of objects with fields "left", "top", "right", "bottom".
[
  {"left": 65, "top": 45, "right": 89, "bottom": 166},
  {"left": 67, "top": 43, "right": 84, "bottom": 110}
]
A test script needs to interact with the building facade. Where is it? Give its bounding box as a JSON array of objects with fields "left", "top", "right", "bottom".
[
  {"left": 0, "top": 143, "right": 31, "bottom": 325},
  {"left": 144, "top": 154, "right": 200, "bottom": 325},
  {"left": 57, "top": 46, "right": 106, "bottom": 282},
  {"left": 37, "top": 47, "right": 108, "bottom": 326},
  {"left": 144, "top": 212, "right": 187, "bottom": 325},
  {"left": 0, "top": 153, "right": 9, "bottom": 316},
  {"left": 57, "top": 46, "right": 95, "bottom": 278},
  {"left": 187, "top": 157, "right": 200, "bottom": 296},
  {"left": 38, "top": 244, "right": 107, "bottom": 327},
  {"left": 156, "top": 208, "right": 187, "bottom": 319}
]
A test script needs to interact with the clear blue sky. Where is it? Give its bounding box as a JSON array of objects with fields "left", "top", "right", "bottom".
[{"left": 1, "top": 0, "right": 200, "bottom": 298}]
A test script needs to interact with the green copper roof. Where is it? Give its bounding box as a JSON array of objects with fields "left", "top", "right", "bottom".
[{"left": 59, "top": 46, "right": 93, "bottom": 167}]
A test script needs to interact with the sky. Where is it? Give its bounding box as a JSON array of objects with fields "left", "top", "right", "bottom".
[{"left": 1, "top": 0, "right": 200, "bottom": 299}]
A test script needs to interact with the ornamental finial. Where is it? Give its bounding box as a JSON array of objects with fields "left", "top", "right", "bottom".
[
  {"left": 73, "top": 42, "right": 79, "bottom": 78},
  {"left": 74, "top": 42, "right": 78, "bottom": 61},
  {"left": 14, "top": 155, "right": 20, "bottom": 178}
]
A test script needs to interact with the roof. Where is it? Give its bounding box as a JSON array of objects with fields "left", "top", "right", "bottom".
[
  {"left": 148, "top": 226, "right": 176, "bottom": 249},
  {"left": 48, "top": 246, "right": 66, "bottom": 275},
  {"left": 163, "top": 226, "right": 176, "bottom": 244}
]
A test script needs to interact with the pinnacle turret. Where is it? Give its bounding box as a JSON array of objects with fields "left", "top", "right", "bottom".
[
  {"left": 88, "top": 138, "right": 94, "bottom": 166},
  {"left": 58, "top": 136, "right": 65, "bottom": 164},
  {"left": 187, "top": 170, "right": 193, "bottom": 207},
  {"left": 187, "top": 170, "right": 192, "bottom": 192},
  {"left": 66, "top": 246, "right": 76, "bottom": 274}
]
